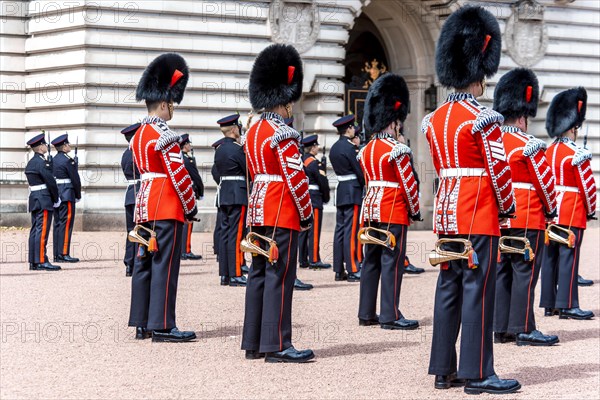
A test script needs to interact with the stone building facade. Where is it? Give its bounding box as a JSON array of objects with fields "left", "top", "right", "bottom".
[{"left": 1, "top": 0, "right": 598, "bottom": 230}]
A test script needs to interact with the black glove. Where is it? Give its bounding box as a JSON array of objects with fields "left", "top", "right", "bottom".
[
  {"left": 587, "top": 213, "right": 597, "bottom": 221},
  {"left": 300, "top": 215, "right": 314, "bottom": 231},
  {"left": 545, "top": 209, "right": 557, "bottom": 220},
  {"left": 185, "top": 206, "right": 198, "bottom": 221},
  {"left": 410, "top": 211, "right": 422, "bottom": 222}
]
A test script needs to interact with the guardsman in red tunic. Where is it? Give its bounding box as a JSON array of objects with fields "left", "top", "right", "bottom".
[
  {"left": 241, "top": 44, "right": 315, "bottom": 363},
  {"left": 540, "top": 87, "right": 597, "bottom": 320},
  {"left": 424, "top": 7, "right": 520, "bottom": 394},
  {"left": 492, "top": 68, "right": 559, "bottom": 346},
  {"left": 128, "top": 53, "right": 198, "bottom": 342},
  {"left": 357, "top": 74, "right": 421, "bottom": 330}
]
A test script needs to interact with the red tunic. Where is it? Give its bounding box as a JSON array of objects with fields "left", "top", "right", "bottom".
[
  {"left": 358, "top": 133, "right": 420, "bottom": 225},
  {"left": 244, "top": 112, "right": 312, "bottom": 231},
  {"left": 131, "top": 116, "right": 197, "bottom": 223},
  {"left": 422, "top": 93, "right": 515, "bottom": 236},
  {"left": 546, "top": 137, "right": 597, "bottom": 229},
  {"left": 500, "top": 126, "right": 557, "bottom": 231}
]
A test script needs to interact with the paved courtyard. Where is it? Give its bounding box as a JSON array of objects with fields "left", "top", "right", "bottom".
[{"left": 1, "top": 227, "right": 598, "bottom": 399}]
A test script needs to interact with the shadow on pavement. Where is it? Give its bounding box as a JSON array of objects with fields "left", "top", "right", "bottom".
[
  {"left": 511, "top": 363, "right": 599, "bottom": 386},
  {"left": 317, "top": 340, "right": 420, "bottom": 359}
]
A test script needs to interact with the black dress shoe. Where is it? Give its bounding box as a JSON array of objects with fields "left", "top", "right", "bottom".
[
  {"left": 241, "top": 265, "right": 250, "bottom": 274},
  {"left": 182, "top": 252, "right": 202, "bottom": 260},
  {"left": 29, "top": 263, "right": 35, "bottom": 271},
  {"left": 125, "top": 265, "right": 133, "bottom": 277},
  {"left": 464, "top": 374, "right": 521, "bottom": 395},
  {"left": 55, "top": 255, "right": 79, "bottom": 263},
  {"left": 299, "top": 263, "right": 309, "bottom": 269},
  {"left": 229, "top": 276, "right": 247, "bottom": 287},
  {"left": 294, "top": 278, "right": 313, "bottom": 291},
  {"left": 516, "top": 330, "right": 559, "bottom": 346},
  {"left": 245, "top": 350, "right": 265, "bottom": 360},
  {"left": 435, "top": 374, "right": 465, "bottom": 389},
  {"left": 152, "top": 327, "right": 196, "bottom": 342},
  {"left": 265, "top": 346, "right": 315, "bottom": 363},
  {"left": 135, "top": 327, "right": 151, "bottom": 340},
  {"left": 578, "top": 275, "right": 593, "bottom": 287},
  {"left": 348, "top": 271, "right": 361, "bottom": 282},
  {"left": 309, "top": 261, "right": 332, "bottom": 269},
  {"left": 544, "top": 307, "right": 559, "bottom": 317},
  {"left": 494, "top": 332, "right": 516, "bottom": 344},
  {"left": 220, "top": 276, "right": 230, "bottom": 286},
  {"left": 380, "top": 317, "right": 419, "bottom": 330},
  {"left": 404, "top": 263, "right": 425, "bottom": 274},
  {"left": 559, "top": 307, "right": 594, "bottom": 320},
  {"left": 33, "top": 262, "right": 61, "bottom": 271},
  {"left": 359, "top": 315, "right": 379, "bottom": 326},
  {"left": 335, "top": 271, "right": 348, "bottom": 281}
]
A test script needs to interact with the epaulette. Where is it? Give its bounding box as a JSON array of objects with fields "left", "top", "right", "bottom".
[
  {"left": 141, "top": 116, "right": 181, "bottom": 151},
  {"left": 270, "top": 120, "right": 301, "bottom": 148},
  {"left": 572, "top": 147, "right": 592, "bottom": 166},
  {"left": 357, "top": 145, "right": 366, "bottom": 161},
  {"left": 421, "top": 112, "right": 434, "bottom": 135},
  {"left": 473, "top": 108, "right": 504, "bottom": 133},
  {"left": 389, "top": 143, "right": 412, "bottom": 160},
  {"left": 523, "top": 137, "right": 547, "bottom": 157}
]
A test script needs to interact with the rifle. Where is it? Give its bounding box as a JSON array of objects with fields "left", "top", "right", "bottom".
[
  {"left": 321, "top": 142, "right": 327, "bottom": 173},
  {"left": 46, "top": 130, "right": 53, "bottom": 164},
  {"left": 74, "top": 134, "right": 79, "bottom": 163},
  {"left": 299, "top": 120, "right": 305, "bottom": 154},
  {"left": 583, "top": 124, "right": 588, "bottom": 149}
]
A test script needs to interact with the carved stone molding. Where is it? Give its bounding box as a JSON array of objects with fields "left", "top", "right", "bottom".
[
  {"left": 269, "top": 0, "right": 320, "bottom": 53},
  {"left": 505, "top": 0, "right": 548, "bottom": 67}
]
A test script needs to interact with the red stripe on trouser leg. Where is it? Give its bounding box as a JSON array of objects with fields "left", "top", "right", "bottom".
[
  {"left": 164, "top": 224, "right": 177, "bottom": 329},
  {"left": 235, "top": 206, "right": 246, "bottom": 276},
  {"left": 279, "top": 232, "right": 292, "bottom": 351},
  {"left": 63, "top": 202, "right": 72, "bottom": 255},
  {"left": 525, "top": 231, "right": 541, "bottom": 332},
  {"left": 480, "top": 240, "right": 493, "bottom": 379},
  {"left": 186, "top": 222, "right": 193, "bottom": 253},
  {"left": 568, "top": 230, "right": 581, "bottom": 309},
  {"left": 393, "top": 227, "right": 405, "bottom": 320},
  {"left": 350, "top": 205, "right": 358, "bottom": 273},
  {"left": 312, "top": 209, "right": 319, "bottom": 262},
  {"left": 40, "top": 210, "right": 48, "bottom": 263},
  {"left": 357, "top": 220, "right": 364, "bottom": 262}
]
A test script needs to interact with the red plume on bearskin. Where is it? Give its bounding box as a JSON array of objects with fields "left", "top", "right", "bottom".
[
  {"left": 136, "top": 53, "right": 189, "bottom": 104},
  {"left": 493, "top": 68, "right": 539, "bottom": 120},
  {"left": 249, "top": 44, "right": 304, "bottom": 110},
  {"left": 545, "top": 87, "right": 587, "bottom": 138},
  {"left": 435, "top": 6, "right": 501, "bottom": 88},
  {"left": 362, "top": 73, "right": 410, "bottom": 134}
]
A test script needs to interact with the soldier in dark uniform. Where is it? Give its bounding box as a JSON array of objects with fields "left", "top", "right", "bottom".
[
  {"left": 180, "top": 133, "right": 204, "bottom": 261},
  {"left": 51, "top": 134, "right": 81, "bottom": 263},
  {"left": 215, "top": 114, "right": 248, "bottom": 287},
  {"left": 120, "top": 123, "right": 141, "bottom": 277},
  {"left": 329, "top": 114, "right": 364, "bottom": 282},
  {"left": 211, "top": 138, "right": 225, "bottom": 263},
  {"left": 25, "top": 133, "right": 61, "bottom": 271},
  {"left": 298, "top": 134, "right": 331, "bottom": 270}
]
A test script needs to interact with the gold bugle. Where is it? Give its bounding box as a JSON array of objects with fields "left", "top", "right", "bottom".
[
  {"left": 240, "top": 231, "right": 279, "bottom": 263},
  {"left": 357, "top": 227, "right": 396, "bottom": 250},
  {"left": 499, "top": 236, "right": 535, "bottom": 261},
  {"left": 127, "top": 224, "right": 156, "bottom": 247},
  {"left": 545, "top": 224, "right": 575, "bottom": 248},
  {"left": 428, "top": 238, "right": 473, "bottom": 267}
]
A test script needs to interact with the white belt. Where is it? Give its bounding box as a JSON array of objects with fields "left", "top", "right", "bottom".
[
  {"left": 55, "top": 178, "right": 71, "bottom": 184},
  {"left": 368, "top": 180, "right": 400, "bottom": 189},
  {"left": 30, "top": 184, "right": 47, "bottom": 192},
  {"left": 308, "top": 184, "right": 319, "bottom": 191},
  {"left": 513, "top": 182, "right": 535, "bottom": 191},
  {"left": 254, "top": 174, "right": 283, "bottom": 182},
  {"left": 337, "top": 174, "right": 357, "bottom": 182},
  {"left": 220, "top": 176, "right": 245, "bottom": 182},
  {"left": 556, "top": 185, "right": 579, "bottom": 193},
  {"left": 439, "top": 168, "right": 487, "bottom": 178},
  {"left": 141, "top": 172, "right": 167, "bottom": 180},
  {"left": 127, "top": 179, "right": 139, "bottom": 185}
]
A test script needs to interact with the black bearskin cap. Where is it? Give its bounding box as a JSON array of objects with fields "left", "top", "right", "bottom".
[
  {"left": 136, "top": 53, "right": 189, "bottom": 104},
  {"left": 493, "top": 68, "right": 539, "bottom": 120},
  {"left": 546, "top": 87, "right": 587, "bottom": 138},
  {"left": 436, "top": 6, "right": 501, "bottom": 88},
  {"left": 363, "top": 73, "right": 410, "bottom": 134},
  {"left": 249, "top": 44, "right": 303, "bottom": 110}
]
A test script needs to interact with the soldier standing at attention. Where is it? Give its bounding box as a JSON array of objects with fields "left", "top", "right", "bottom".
[
  {"left": 25, "top": 133, "right": 61, "bottom": 271},
  {"left": 180, "top": 133, "right": 204, "bottom": 261},
  {"left": 329, "top": 114, "right": 364, "bottom": 282},
  {"left": 128, "top": 53, "right": 197, "bottom": 342},
  {"left": 214, "top": 114, "right": 248, "bottom": 287},
  {"left": 120, "top": 123, "right": 141, "bottom": 277},
  {"left": 211, "top": 138, "right": 225, "bottom": 263},
  {"left": 423, "top": 7, "right": 520, "bottom": 394},
  {"left": 51, "top": 134, "right": 81, "bottom": 263},
  {"left": 241, "top": 44, "right": 314, "bottom": 362}
]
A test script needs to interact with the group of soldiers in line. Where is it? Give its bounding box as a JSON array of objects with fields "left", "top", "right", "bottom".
[{"left": 23, "top": 5, "right": 596, "bottom": 395}]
